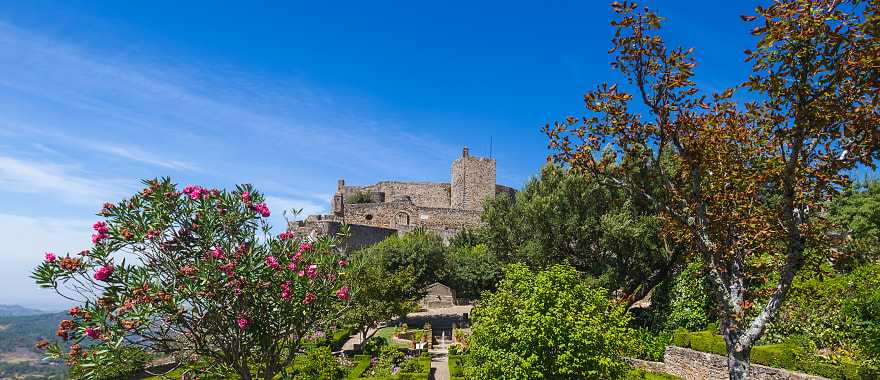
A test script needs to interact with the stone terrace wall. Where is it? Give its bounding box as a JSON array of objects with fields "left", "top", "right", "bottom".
[{"left": 626, "top": 346, "right": 828, "bottom": 380}]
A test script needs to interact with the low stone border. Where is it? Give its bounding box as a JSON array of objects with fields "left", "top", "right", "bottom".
[{"left": 626, "top": 346, "right": 828, "bottom": 380}]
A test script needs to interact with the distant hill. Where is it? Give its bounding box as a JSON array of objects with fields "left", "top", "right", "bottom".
[
  {"left": 0, "top": 311, "right": 68, "bottom": 379},
  {"left": 0, "top": 305, "right": 46, "bottom": 317}
]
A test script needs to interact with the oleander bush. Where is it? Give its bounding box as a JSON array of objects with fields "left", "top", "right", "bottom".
[{"left": 31, "top": 178, "right": 353, "bottom": 380}]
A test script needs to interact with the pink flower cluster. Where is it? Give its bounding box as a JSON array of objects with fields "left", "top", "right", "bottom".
[
  {"left": 306, "top": 264, "right": 318, "bottom": 279},
  {"left": 302, "top": 292, "right": 317, "bottom": 305},
  {"left": 84, "top": 326, "right": 102, "bottom": 340},
  {"left": 266, "top": 255, "right": 280, "bottom": 270},
  {"left": 209, "top": 246, "right": 225, "bottom": 260},
  {"left": 251, "top": 202, "right": 270, "bottom": 217},
  {"left": 91, "top": 221, "right": 109, "bottom": 244},
  {"left": 278, "top": 231, "right": 295, "bottom": 240},
  {"left": 280, "top": 281, "right": 292, "bottom": 300},
  {"left": 44, "top": 252, "right": 56, "bottom": 263},
  {"left": 237, "top": 317, "right": 249, "bottom": 330},
  {"left": 94, "top": 264, "right": 114, "bottom": 282},
  {"left": 182, "top": 185, "right": 208, "bottom": 200},
  {"left": 241, "top": 191, "right": 251, "bottom": 203},
  {"left": 336, "top": 286, "right": 350, "bottom": 301}
]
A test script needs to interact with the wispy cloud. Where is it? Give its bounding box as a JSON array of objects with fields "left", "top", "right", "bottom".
[{"left": 0, "top": 154, "right": 130, "bottom": 206}]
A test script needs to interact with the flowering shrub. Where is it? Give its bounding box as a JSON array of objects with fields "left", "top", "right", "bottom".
[{"left": 32, "top": 178, "right": 352, "bottom": 380}]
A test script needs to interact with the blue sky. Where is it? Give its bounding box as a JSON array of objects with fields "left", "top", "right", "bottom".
[{"left": 0, "top": 1, "right": 766, "bottom": 310}]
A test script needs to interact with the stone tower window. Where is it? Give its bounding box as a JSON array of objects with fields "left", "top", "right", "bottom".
[
  {"left": 396, "top": 212, "right": 410, "bottom": 226},
  {"left": 365, "top": 214, "right": 373, "bottom": 221}
]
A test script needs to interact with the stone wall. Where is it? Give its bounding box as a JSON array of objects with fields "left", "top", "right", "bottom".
[
  {"left": 626, "top": 346, "right": 828, "bottom": 380},
  {"left": 451, "top": 148, "right": 496, "bottom": 211},
  {"left": 341, "top": 181, "right": 451, "bottom": 209}
]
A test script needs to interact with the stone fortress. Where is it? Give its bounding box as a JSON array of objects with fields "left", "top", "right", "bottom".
[{"left": 295, "top": 147, "right": 516, "bottom": 250}]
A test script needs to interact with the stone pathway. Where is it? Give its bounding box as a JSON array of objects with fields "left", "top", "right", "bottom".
[
  {"left": 339, "top": 327, "right": 377, "bottom": 353},
  {"left": 428, "top": 349, "right": 450, "bottom": 380}
]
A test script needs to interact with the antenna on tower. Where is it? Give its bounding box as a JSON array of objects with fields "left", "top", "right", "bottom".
[{"left": 489, "top": 136, "right": 493, "bottom": 158}]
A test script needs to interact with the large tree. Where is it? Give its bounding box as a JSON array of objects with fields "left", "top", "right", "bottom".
[
  {"left": 545, "top": 1, "right": 878, "bottom": 378},
  {"left": 482, "top": 164, "right": 681, "bottom": 306}
]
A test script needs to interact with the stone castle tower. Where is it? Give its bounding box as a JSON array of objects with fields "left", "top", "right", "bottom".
[
  {"left": 296, "top": 147, "right": 515, "bottom": 251},
  {"left": 451, "top": 147, "right": 496, "bottom": 211}
]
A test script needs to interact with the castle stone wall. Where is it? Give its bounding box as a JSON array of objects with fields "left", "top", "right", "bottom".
[{"left": 339, "top": 182, "right": 450, "bottom": 209}]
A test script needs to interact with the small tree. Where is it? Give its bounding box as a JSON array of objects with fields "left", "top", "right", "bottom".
[
  {"left": 32, "top": 178, "right": 352, "bottom": 380},
  {"left": 545, "top": 1, "right": 878, "bottom": 378},
  {"left": 465, "top": 264, "right": 632, "bottom": 380}
]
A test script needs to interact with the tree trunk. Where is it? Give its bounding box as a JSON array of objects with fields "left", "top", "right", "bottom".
[{"left": 726, "top": 344, "right": 751, "bottom": 380}]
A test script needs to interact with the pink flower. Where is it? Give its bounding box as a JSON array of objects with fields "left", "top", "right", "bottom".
[
  {"left": 327, "top": 274, "right": 337, "bottom": 282},
  {"left": 209, "top": 246, "right": 225, "bottom": 260},
  {"left": 291, "top": 251, "right": 303, "bottom": 262},
  {"left": 241, "top": 191, "right": 251, "bottom": 203},
  {"left": 338, "top": 259, "right": 348, "bottom": 267},
  {"left": 92, "top": 221, "right": 109, "bottom": 234},
  {"left": 218, "top": 262, "right": 236, "bottom": 276},
  {"left": 93, "top": 265, "right": 114, "bottom": 282},
  {"left": 84, "top": 326, "right": 102, "bottom": 340},
  {"left": 302, "top": 292, "right": 317, "bottom": 305},
  {"left": 146, "top": 230, "right": 160, "bottom": 239},
  {"left": 44, "top": 252, "right": 57, "bottom": 263},
  {"left": 182, "top": 185, "right": 206, "bottom": 200},
  {"left": 278, "top": 231, "right": 295, "bottom": 240},
  {"left": 306, "top": 264, "right": 318, "bottom": 279},
  {"left": 298, "top": 270, "right": 305, "bottom": 277},
  {"left": 91, "top": 232, "right": 108, "bottom": 244},
  {"left": 280, "top": 281, "right": 292, "bottom": 300},
  {"left": 91, "top": 221, "right": 110, "bottom": 244},
  {"left": 252, "top": 203, "right": 270, "bottom": 217},
  {"left": 237, "top": 317, "right": 249, "bottom": 330},
  {"left": 287, "top": 262, "right": 297, "bottom": 271},
  {"left": 298, "top": 242, "right": 313, "bottom": 252},
  {"left": 266, "top": 256, "right": 280, "bottom": 270},
  {"left": 336, "top": 286, "right": 350, "bottom": 301}
]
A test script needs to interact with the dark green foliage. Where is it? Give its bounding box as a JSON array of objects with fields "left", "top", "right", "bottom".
[
  {"left": 626, "top": 329, "right": 672, "bottom": 362},
  {"left": 640, "top": 261, "right": 714, "bottom": 332},
  {"left": 360, "top": 229, "right": 445, "bottom": 293},
  {"left": 763, "top": 263, "right": 880, "bottom": 361},
  {"left": 465, "top": 264, "right": 632, "bottom": 379},
  {"left": 291, "top": 346, "right": 347, "bottom": 380},
  {"left": 361, "top": 336, "right": 388, "bottom": 356},
  {"left": 440, "top": 243, "right": 502, "bottom": 299},
  {"left": 481, "top": 164, "right": 670, "bottom": 299},
  {"left": 828, "top": 180, "right": 880, "bottom": 265},
  {"left": 448, "top": 355, "right": 466, "bottom": 380},
  {"left": 346, "top": 192, "right": 374, "bottom": 204},
  {"left": 69, "top": 347, "right": 152, "bottom": 380}
]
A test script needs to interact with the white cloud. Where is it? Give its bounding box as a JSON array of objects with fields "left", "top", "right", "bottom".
[
  {"left": 81, "top": 143, "right": 199, "bottom": 172},
  {"left": 0, "top": 154, "right": 130, "bottom": 206},
  {"left": 0, "top": 213, "right": 91, "bottom": 311}
]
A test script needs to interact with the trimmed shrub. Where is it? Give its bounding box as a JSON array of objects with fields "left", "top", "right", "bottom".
[{"left": 672, "top": 330, "right": 869, "bottom": 379}]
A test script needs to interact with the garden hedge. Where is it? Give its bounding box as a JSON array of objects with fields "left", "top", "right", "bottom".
[
  {"left": 671, "top": 329, "right": 875, "bottom": 379},
  {"left": 345, "top": 353, "right": 431, "bottom": 379},
  {"left": 448, "top": 355, "right": 466, "bottom": 380}
]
